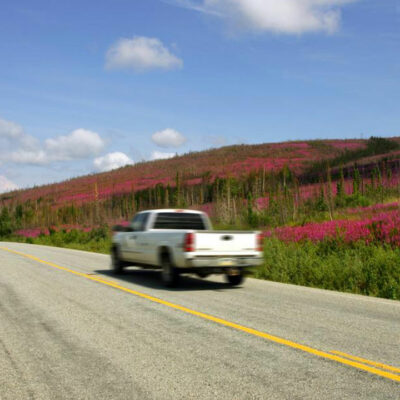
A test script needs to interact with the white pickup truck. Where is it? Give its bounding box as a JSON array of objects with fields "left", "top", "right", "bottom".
[{"left": 111, "top": 209, "right": 263, "bottom": 287}]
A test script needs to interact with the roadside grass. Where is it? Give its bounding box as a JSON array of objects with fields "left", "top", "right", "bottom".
[
  {"left": 3, "top": 227, "right": 112, "bottom": 255},
  {"left": 3, "top": 228, "right": 400, "bottom": 300},
  {"left": 257, "top": 237, "right": 400, "bottom": 300}
]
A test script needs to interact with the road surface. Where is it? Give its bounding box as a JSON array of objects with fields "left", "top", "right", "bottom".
[{"left": 0, "top": 242, "right": 399, "bottom": 399}]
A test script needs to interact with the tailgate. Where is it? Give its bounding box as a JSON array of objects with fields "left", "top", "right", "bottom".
[{"left": 193, "top": 231, "right": 257, "bottom": 254}]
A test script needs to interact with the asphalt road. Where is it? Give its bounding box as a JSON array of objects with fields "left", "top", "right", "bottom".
[{"left": 1, "top": 242, "right": 399, "bottom": 400}]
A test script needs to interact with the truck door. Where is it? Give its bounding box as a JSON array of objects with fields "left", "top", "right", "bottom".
[
  {"left": 122, "top": 213, "right": 144, "bottom": 262},
  {"left": 125, "top": 212, "right": 150, "bottom": 264}
]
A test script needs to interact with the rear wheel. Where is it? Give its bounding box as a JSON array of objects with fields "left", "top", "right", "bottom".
[
  {"left": 225, "top": 271, "right": 245, "bottom": 286},
  {"left": 161, "top": 254, "right": 179, "bottom": 287},
  {"left": 111, "top": 246, "right": 125, "bottom": 275}
]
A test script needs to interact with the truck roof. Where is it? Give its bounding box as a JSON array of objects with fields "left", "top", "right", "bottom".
[{"left": 138, "top": 209, "right": 205, "bottom": 215}]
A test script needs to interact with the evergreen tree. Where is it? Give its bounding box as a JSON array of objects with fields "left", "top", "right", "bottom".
[
  {"left": 326, "top": 165, "right": 334, "bottom": 220},
  {"left": 175, "top": 172, "right": 182, "bottom": 207},
  {"left": 336, "top": 165, "right": 345, "bottom": 207},
  {"left": 353, "top": 165, "right": 361, "bottom": 196},
  {"left": 0, "top": 207, "right": 13, "bottom": 237}
]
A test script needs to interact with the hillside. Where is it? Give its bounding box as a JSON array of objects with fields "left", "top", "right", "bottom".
[
  {"left": 2, "top": 136, "right": 400, "bottom": 235},
  {"left": 0, "top": 138, "right": 370, "bottom": 205}
]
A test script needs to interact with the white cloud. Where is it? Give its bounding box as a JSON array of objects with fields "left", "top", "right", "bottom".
[
  {"left": 150, "top": 151, "right": 176, "bottom": 160},
  {"left": 93, "top": 152, "right": 133, "bottom": 172},
  {"left": 171, "top": 0, "right": 356, "bottom": 34},
  {"left": 0, "top": 117, "right": 38, "bottom": 150},
  {"left": 0, "top": 175, "right": 18, "bottom": 194},
  {"left": 8, "top": 150, "right": 48, "bottom": 165},
  {"left": 0, "top": 117, "right": 105, "bottom": 166},
  {"left": 0, "top": 118, "right": 24, "bottom": 139},
  {"left": 45, "top": 129, "right": 105, "bottom": 161},
  {"left": 106, "top": 36, "right": 183, "bottom": 71},
  {"left": 151, "top": 128, "right": 187, "bottom": 148}
]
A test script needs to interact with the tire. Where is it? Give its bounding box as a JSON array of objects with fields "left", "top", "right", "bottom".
[
  {"left": 111, "top": 246, "right": 125, "bottom": 275},
  {"left": 161, "top": 254, "right": 179, "bottom": 287},
  {"left": 225, "top": 271, "right": 245, "bottom": 286}
]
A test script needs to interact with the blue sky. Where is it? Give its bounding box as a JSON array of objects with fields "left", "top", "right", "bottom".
[{"left": 0, "top": 0, "right": 399, "bottom": 191}]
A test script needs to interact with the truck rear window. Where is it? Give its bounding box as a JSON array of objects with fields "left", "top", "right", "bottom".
[{"left": 153, "top": 213, "right": 206, "bottom": 230}]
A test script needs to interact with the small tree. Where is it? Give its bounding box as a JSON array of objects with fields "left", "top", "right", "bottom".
[
  {"left": 174, "top": 171, "right": 183, "bottom": 207},
  {"left": 315, "top": 178, "right": 328, "bottom": 212},
  {"left": 247, "top": 192, "right": 258, "bottom": 227},
  {"left": 336, "top": 166, "right": 345, "bottom": 207},
  {"left": 326, "top": 165, "right": 334, "bottom": 220},
  {"left": 353, "top": 165, "right": 361, "bottom": 196},
  {"left": 0, "top": 207, "right": 13, "bottom": 237}
]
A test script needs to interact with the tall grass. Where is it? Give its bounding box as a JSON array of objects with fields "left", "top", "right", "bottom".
[
  {"left": 256, "top": 238, "right": 400, "bottom": 300},
  {"left": 10, "top": 227, "right": 112, "bottom": 254}
]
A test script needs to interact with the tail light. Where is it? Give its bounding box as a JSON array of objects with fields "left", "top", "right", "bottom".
[
  {"left": 257, "top": 233, "right": 263, "bottom": 252},
  {"left": 184, "top": 232, "right": 195, "bottom": 252}
]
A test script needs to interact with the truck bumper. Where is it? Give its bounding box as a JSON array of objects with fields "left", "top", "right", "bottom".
[{"left": 182, "top": 256, "right": 263, "bottom": 270}]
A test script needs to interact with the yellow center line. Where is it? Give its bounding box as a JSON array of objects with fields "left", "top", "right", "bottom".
[
  {"left": 2, "top": 246, "right": 400, "bottom": 384},
  {"left": 329, "top": 350, "right": 400, "bottom": 375}
]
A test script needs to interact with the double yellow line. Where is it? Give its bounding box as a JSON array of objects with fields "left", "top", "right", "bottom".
[{"left": 2, "top": 246, "right": 399, "bottom": 383}]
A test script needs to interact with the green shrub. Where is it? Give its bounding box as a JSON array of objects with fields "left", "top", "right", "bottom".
[{"left": 0, "top": 208, "right": 13, "bottom": 237}]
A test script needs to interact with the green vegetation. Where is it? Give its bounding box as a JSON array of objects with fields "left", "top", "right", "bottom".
[
  {"left": 4, "top": 227, "right": 111, "bottom": 254},
  {"left": 256, "top": 238, "right": 400, "bottom": 300},
  {"left": 0, "top": 207, "right": 13, "bottom": 236}
]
